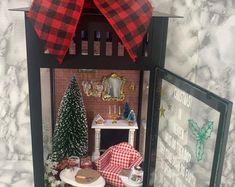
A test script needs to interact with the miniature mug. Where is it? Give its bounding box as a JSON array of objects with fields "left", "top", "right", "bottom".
[{"left": 129, "top": 166, "right": 143, "bottom": 184}]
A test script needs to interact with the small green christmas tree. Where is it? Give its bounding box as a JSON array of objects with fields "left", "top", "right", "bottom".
[
  {"left": 51, "top": 77, "right": 88, "bottom": 162},
  {"left": 123, "top": 102, "right": 131, "bottom": 119},
  {"left": 127, "top": 110, "right": 136, "bottom": 122}
]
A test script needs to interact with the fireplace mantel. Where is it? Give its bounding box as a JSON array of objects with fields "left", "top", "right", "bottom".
[{"left": 91, "top": 119, "right": 138, "bottom": 160}]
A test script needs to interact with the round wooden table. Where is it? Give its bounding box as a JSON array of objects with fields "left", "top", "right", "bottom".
[{"left": 60, "top": 167, "right": 105, "bottom": 187}]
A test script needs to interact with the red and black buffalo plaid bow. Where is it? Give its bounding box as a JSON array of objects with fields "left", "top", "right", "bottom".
[{"left": 28, "top": 0, "right": 153, "bottom": 63}]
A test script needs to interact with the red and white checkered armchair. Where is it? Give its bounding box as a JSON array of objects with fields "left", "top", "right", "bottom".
[{"left": 95, "top": 142, "right": 143, "bottom": 187}]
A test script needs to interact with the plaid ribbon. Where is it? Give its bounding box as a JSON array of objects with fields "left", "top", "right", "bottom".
[{"left": 28, "top": 0, "right": 152, "bottom": 63}]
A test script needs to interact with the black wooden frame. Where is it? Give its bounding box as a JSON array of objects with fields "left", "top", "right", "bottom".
[
  {"left": 9, "top": 7, "right": 231, "bottom": 187},
  {"left": 23, "top": 10, "right": 172, "bottom": 187}
]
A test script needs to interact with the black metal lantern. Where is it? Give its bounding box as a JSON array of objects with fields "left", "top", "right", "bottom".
[{"left": 10, "top": 7, "right": 232, "bottom": 187}]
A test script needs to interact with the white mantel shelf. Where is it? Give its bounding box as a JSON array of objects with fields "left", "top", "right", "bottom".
[
  {"left": 91, "top": 119, "right": 138, "bottom": 130},
  {"left": 91, "top": 119, "right": 138, "bottom": 161}
]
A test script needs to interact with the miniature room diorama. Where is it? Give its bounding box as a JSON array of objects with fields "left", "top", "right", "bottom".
[
  {"left": 12, "top": 0, "right": 232, "bottom": 187},
  {"left": 41, "top": 69, "right": 144, "bottom": 187}
]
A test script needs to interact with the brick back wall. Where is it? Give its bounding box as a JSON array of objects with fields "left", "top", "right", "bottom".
[{"left": 54, "top": 69, "right": 140, "bottom": 153}]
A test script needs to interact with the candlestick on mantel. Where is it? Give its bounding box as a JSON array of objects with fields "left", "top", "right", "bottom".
[
  {"left": 118, "top": 106, "right": 121, "bottom": 115},
  {"left": 114, "top": 105, "right": 116, "bottom": 114},
  {"left": 109, "top": 105, "right": 111, "bottom": 115}
]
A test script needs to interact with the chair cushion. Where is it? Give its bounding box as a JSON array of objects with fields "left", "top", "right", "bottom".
[
  {"left": 101, "top": 164, "right": 124, "bottom": 187},
  {"left": 110, "top": 148, "right": 131, "bottom": 169},
  {"left": 103, "top": 164, "right": 123, "bottom": 174}
]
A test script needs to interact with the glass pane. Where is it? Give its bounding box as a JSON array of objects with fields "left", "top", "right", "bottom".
[
  {"left": 139, "top": 71, "right": 150, "bottom": 160},
  {"left": 154, "top": 80, "right": 220, "bottom": 187},
  {"left": 40, "top": 68, "right": 52, "bottom": 161}
]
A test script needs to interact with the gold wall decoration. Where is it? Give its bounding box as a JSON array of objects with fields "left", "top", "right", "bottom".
[
  {"left": 82, "top": 80, "right": 104, "bottom": 97},
  {"left": 129, "top": 82, "right": 135, "bottom": 92}
]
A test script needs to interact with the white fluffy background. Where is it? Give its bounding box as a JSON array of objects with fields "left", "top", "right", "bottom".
[
  {"left": 0, "top": 0, "right": 234, "bottom": 186},
  {"left": 0, "top": 0, "right": 34, "bottom": 187}
]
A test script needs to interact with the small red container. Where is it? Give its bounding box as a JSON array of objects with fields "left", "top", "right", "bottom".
[{"left": 80, "top": 156, "right": 93, "bottom": 169}]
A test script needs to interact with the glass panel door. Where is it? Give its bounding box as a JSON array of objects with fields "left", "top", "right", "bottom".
[{"left": 151, "top": 68, "right": 232, "bottom": 187}]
